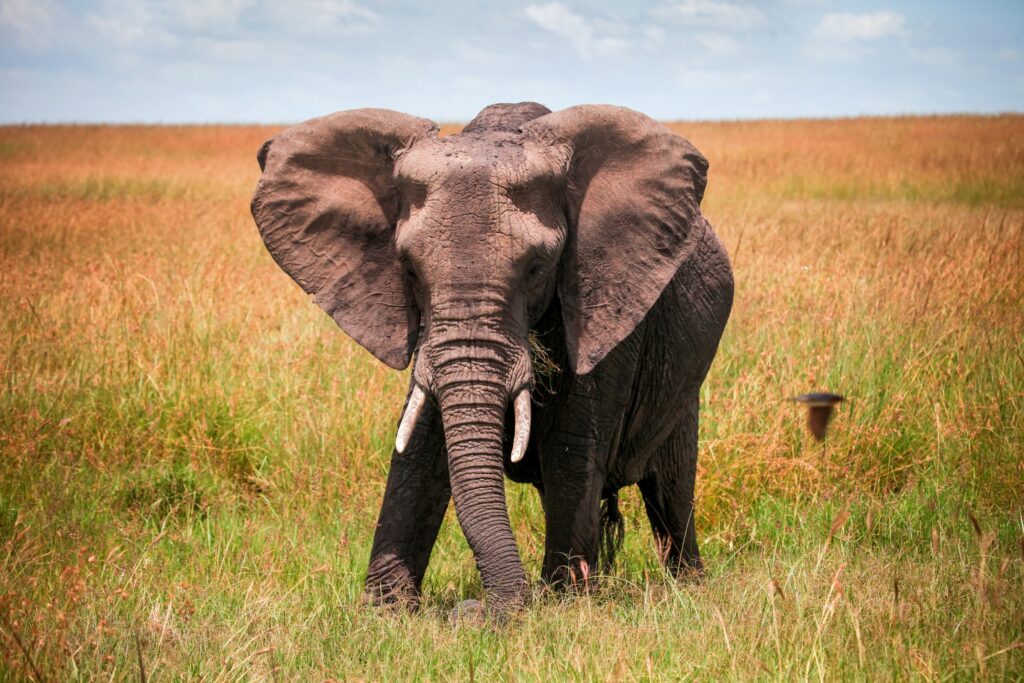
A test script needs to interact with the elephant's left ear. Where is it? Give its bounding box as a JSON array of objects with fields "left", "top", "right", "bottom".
[{"left": 522, "top": 105, "right": 710, "bottom": 375}]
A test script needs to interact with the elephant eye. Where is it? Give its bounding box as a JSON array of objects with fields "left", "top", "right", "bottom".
[{"left": 400, "top": 181, "right": 428, "bottom": 210}]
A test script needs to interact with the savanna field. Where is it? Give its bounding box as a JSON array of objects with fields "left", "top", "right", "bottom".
[{"left": 1, "top": 115, "right": 1022, "bottom": 680}]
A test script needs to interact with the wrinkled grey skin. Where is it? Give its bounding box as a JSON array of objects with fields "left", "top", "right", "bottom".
[{"left": 251, "top": 102, "right": 733, "bottom": 618}]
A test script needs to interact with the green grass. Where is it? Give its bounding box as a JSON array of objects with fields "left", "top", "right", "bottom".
[{"left": 1, "top": 119, "right": 1022, "bottom": 679}]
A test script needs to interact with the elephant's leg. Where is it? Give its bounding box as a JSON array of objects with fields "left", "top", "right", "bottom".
[
  {"left": 537, "top": 386, "right": 620, "bottom": 588},
  {"left": 539, "top": 458, "right": 604, "bottom": 589},
  {"left": 364, "top": 394, "right": 449, "bottom": 608},
  {"left": 638, "top": 394, "right": 703, "bottom": 577},
  {"left": 536, "top": 337, "right": 641, "bottom": 589}
]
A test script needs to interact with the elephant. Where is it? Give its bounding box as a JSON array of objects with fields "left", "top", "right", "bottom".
[{"left": 251, "top": 101, "right": 733, "bottom": 618}]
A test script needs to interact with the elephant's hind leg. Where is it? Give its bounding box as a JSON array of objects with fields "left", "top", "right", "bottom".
[
  {"left": 539, "top": 460, "right": 604, "bottom": 589},
  {"left": 638, "top": 394, "right": 703, "bottom": 577}
]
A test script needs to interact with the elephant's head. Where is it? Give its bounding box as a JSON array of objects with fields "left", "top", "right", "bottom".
[{"left": 251, "top": 102, "right": 709, "bottom": 611}]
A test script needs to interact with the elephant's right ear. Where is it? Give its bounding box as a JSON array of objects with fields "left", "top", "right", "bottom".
[
  {"left": 251, "top": 109, "right": 438, "bottom": 369},
  {"left": 523, "top": 105, "right": 709, "bottom": 376}
]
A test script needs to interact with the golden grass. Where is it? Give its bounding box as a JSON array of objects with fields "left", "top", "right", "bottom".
[{"left": 1, "top": 115, "right": 1022, "bottom": 679}]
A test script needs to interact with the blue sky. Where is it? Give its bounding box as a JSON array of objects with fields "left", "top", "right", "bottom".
[{"left": 1, "top": 0, "right": 1022, "bottom": 123}]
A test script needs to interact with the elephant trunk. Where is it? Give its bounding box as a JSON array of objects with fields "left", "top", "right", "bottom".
[{"left": 427, "top": 333, "right": 531, "bottom": 613}]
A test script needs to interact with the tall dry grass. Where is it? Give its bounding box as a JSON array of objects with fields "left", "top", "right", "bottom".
[{"left": 0, "top": 116, "right": 1022, "bottom": 679}]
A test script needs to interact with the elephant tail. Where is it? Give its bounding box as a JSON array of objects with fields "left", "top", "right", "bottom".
[{"left": 599, "top": 491, "right": 625, "bottom": 573}]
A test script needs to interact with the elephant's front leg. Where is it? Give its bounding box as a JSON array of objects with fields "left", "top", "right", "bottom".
[{"left": 364, "top": 391, "right": 449, "bottom": 609}]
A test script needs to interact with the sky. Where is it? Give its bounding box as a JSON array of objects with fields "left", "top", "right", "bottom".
[{"left": 1, "top": 0, "right": 1022, "bottom": 123}]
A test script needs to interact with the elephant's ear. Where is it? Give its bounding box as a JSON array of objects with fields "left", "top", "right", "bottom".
[
  {"left": 522, "top": 105, "right": 709, "bottom": 375},
  {"left": 251, "top": 109, "right": 438, "bottom": 369}
]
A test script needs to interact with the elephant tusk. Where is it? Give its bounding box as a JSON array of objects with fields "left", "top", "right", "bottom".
[
  {"left": 395, "top": 385, "right": 426, "bottom": 454},
  {"left": 510, "top": 388, "right": 531, "bottom": 463}
]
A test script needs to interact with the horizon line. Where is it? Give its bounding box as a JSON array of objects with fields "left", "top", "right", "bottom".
[{"left": 1, "top": 110, "right": 1022, "bottom": 128}]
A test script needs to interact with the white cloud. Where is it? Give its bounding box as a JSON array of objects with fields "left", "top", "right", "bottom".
[
  {"left": 524, "top": 3, "right": 629, "bottom": 61},
  {"left": 695, "top": 31, "right": 741, "bottom": 56},
  {"left": 812, "top": 11, "right": 905, "bottom": 43},
  {"left": 0, "top": 0, "right": 56, "bottom": 46},
  {"left": 653, "top": 1, "right": 767, "bottom": 32}
]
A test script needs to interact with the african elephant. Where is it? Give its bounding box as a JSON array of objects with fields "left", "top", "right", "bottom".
[{"left": 251, "top": 102, "right": 733, "bottom": 618}]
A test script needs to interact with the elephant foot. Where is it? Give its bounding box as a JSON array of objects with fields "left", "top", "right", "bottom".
[
  {"left": 361, "top": 581, "right": 421, "bottom": 613},
  {"left": 675, "top": 563, "right": 705, "bottom": 583},
  {"left": 361, "top": 593, "right": 421, "bottom": 613},
  {"left": 541, "top": 557, "right": 596, "bottom": 593},
  {"left": 667, "top": 553, "right": 705, "bottom": 583},
  {"left": 363, "top": 558, "right": 423, "bottom": 611}
]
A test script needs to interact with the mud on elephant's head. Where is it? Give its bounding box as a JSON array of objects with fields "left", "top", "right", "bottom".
[{"left": 251, "top": 102, "right": 710, "bottom": 611}]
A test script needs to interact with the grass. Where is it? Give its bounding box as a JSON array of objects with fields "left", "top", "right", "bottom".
[{"left": 1, "top": 115, "right": 1022, "bottom": 680}]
